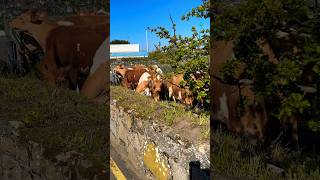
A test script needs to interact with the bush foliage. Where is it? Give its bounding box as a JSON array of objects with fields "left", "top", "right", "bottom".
[
  {"left": 211, "top": 0, "right": 320, "bottom": 133},
  {"left": 110, "top": 39, "right": 130, "bottom": 44},
  {"left": 148, "top": 0, "right": 210, "bottom": 109}
]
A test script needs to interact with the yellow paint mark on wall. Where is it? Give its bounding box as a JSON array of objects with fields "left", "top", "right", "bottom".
[
  {"left": 110, "top": 157, "right": 127, "bottom": 180},
  {"left": 143, "top": 143, "right": 170, "bottom": 180}
]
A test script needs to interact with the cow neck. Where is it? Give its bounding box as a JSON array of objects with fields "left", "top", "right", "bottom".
[{"left": 27, "top": 20, "right": 58, "bottom": 52}]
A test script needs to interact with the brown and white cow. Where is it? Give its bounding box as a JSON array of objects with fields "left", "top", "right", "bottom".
[
  {"left": 9, "top": 10, "right": 57, "bottom": 52},
  {"left": 135, "top": 65, "right": 165, "bottom": 97},
  {"left": 167, "top": 82, "right": 194, "bottom": 106},
  {"left": 114, "top": 64, "right": 149, "bottom": 90},
  {"left": 122, "top": 68, "right": 148, "bottom": 90},
  {"left": 165, "top": 74, "right": 194, "bottom": 105},
  {"left": 148, "top": 75, "right": 165, "bottom": 101},
  {"left": 135, "top": 71, "right": 152, "bottom": 96},
  {"left": 37, "top": 21, "right": 108, "bottom": 89},
  {"left": 210, "top": 40, "right": 297, "bottom": 144},
  {"left": 170, "top": 74, "right": 184, "bottom": 87}
]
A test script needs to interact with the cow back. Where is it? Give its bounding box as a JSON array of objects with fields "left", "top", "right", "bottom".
[
  {"left": 63, "top": 15, "right": 108, "bottom": 26},
  {"left": 122, "top": 68, "right": 147, "bottom": 90},
  {"left": 210, "top": 41, "right": 268, "bottom": 143},
  {"left": 42, "top": 22, "right": 108, "bottom": 87}
]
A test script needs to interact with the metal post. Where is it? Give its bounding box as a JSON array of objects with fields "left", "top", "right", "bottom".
[{"left": 146, "top": 29, "right": 149, "bottom": 53}]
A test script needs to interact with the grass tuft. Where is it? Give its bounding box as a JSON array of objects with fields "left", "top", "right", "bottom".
[
  {"left": 111, "top": 85, "right": 209, "bottom": 139},
  {"left": 0, "top": 76, "right": 108, "bottom": 173}
]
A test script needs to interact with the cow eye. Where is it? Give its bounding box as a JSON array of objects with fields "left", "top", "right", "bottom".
[{"left": 44, "top": 65, "right": 48, "bottom": 70}]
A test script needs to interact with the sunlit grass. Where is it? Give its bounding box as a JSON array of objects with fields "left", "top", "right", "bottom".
[{"left": 111, "top": 85, "right": 210, "bottom": 139}]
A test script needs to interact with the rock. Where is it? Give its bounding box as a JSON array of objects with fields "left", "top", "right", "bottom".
[
  {"left": 198, "top": 143, "right": 209, "bottom": 155},
  {"left": 276, "top": 31, "right": 290, "bottom": 40},
  {"left": 110, "top": 103, "right": 210, "bottom": 180},
  {"left": 9, "top": 120, "right": 24, "bottom": 129},
  {"left": 267, "top": 163, "right": 285, "bottom": 175}
]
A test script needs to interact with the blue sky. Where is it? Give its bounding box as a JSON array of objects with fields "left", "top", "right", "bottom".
[{"left": 110, "top": 0, "right": 209, "bottom": 52}]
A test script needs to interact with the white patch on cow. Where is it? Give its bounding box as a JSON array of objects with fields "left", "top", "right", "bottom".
[
  {"left": 168, "top": 86, "right": 173, "bottom": 98},
  {"left": 219, "top": 92, "right": 229, "bottom": 120},
  {"left": 138, "top": 72, "right": 151, "bottom": 85},
  {"left": 144, "top": 88, "right": 151, "bottom": 96},
  {"left": 156, "top": 74, "right": 161, "bottom": 80},
  {"left": 76, "top": 85, "right": 80, "bottom": 93},
  {"left": 90, "top": 39, "right": 108, "bottom": 75},
  {"left": 57, "top": 21, "right": 74, "bottom": 26},
  {"left": 178, "top": 91, "right": 182, "bottom": 100},
  {"left": 76, "top": 43, "right": 81, "bottom": 52},
  {"left": 127, "top": 68, "right": 133, "bottom": 70},
  {"left": 156, "top": 68, "right": 163, "bottom": 75},
  {"left": 231, "top": 52, "right": 236, "bottom": 59}
]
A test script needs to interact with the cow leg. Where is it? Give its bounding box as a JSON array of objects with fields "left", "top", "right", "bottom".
[
  {"left": 145, "top": 88, "right": 151, "bottom": 96},
  {"left": 178, "top": 91, "right": 182, "bottom": 102},
  {"left": 289, "top": 116, "right": 299, "bottom": 147},
  {"left": 168, "top": 86, "right": 173, "bottom": 100}
]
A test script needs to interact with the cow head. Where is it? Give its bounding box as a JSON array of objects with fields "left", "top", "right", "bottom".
[
  {"left": 10, "top": 10, "right": 48, "bottom": 30},
  {"left": 149, "top": 75, "right": 163, "bottom": 101},
  {"left": 37, "top": 60, "right": 72, "bottom": 88},
  {"left": 114, "top": 64, "right": 127, "bottom": 77},
  {"left": 184, "top": 87, "right": 194, "bottom": 106},
  {"left": 148, "top": 65, "right": 162, "bottom": 76}
]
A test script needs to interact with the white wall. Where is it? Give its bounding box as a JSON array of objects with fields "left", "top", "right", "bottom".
[{"left": 110, "top": 44, "right": 139, "bottom": 53}]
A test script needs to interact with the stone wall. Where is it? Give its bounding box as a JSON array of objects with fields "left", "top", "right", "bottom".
[
  {"left": 0, "top": 120, "right": 107, "bottom": 180},
  {"left": 110, "top": 100, "right": 210, "bottom": 179}
]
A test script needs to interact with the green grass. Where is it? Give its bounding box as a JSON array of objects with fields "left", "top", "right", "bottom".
[
  {"left": 111, "top": 85, "right": 210, "bottom": 140},
  {"left": 0, "top": 76, "right": 108, "bottom": 177},
  {"left": 212, "top": 128, "right": 320, "bottom": 179}
]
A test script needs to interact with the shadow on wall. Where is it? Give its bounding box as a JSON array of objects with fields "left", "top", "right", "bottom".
[{"left": 189, "top": 161, "right": 210, "bottom": 180}]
